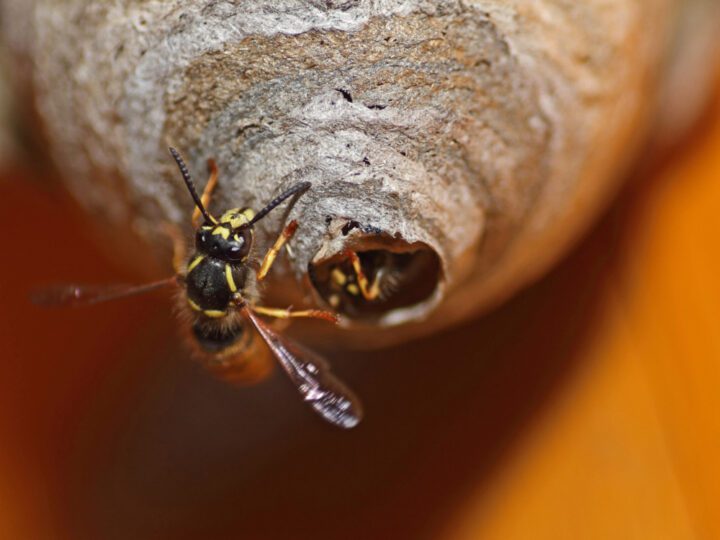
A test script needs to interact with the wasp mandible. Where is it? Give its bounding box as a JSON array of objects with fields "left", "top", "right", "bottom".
[{"left": 35, "top": 147, "right": 363, "bottom": 429}]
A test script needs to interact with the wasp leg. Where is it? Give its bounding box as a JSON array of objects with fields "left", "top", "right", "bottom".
[
  {"left": 161, "top": 223, "right": 187, "bottom": 274},
  {"left": 252, "top": 305, "right": 337, "bottom": 323},
  {"left": 344, "top": 250, "right": 382, "bottom": 301},
  {"left": 257, "top": 220, "right": 299, "bottom": 282},
  {"left": 191, "top": 158, "right": 219, "bottom": 228}
]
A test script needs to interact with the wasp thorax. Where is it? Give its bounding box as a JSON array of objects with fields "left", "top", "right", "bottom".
[{"left": 187, "top": 218, "right": 254, "bottom": 316}]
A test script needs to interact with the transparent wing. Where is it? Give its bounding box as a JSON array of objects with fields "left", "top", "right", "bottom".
[
  {"left": 242, "top": 307, "right": 363, "bottom": 429},
  {"left": 31, "top": 278, "right": 176, "bottom": 307}
]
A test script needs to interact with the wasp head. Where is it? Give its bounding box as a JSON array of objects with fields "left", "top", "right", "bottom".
[{"left": 195, "top": 207, "right": 255, "bottom": 263}]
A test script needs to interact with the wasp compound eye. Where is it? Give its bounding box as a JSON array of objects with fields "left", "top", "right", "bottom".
[
  {"left": 226, "top": 227, "right": 252, "bottom": 262},
  {"left": 227, "top": 243, "right": 244, "bottom": 261}
]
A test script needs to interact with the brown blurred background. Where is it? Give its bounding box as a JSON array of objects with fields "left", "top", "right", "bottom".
[{"left": 1, "top": 61, "right": 720, "bottom": 540}]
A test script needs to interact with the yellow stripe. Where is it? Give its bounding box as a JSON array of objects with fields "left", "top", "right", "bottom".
[
  {"left": 220, "top": 208, "right": 256, "bottom": 229},
  {"left": 187, "top": 255, "right": 204, "bottom": 273},
  {"left": 225, "top": 264, "right": 237, "bottom": 292},
  {"left": 203, "top": 309, "right": 227, "bottom": 318},
  {"left": 187, "top": 298, "right": 202, "bottom": 312},
  {"left": 212, "top": 226, "right": 230, "bottom": 239},
  {"left": 220, "top": 208, "right": 239, "bottom": 222}
]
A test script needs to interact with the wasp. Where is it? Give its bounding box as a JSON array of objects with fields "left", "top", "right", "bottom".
[
  {"left": 34, "top": 147, "right": 363, "bottom": 429},
  {"left": 308, "top": 243, "right": 415, "bottom": 319},
  {"left": 319, "top": 250, "right": 399, "bottom": 312}
]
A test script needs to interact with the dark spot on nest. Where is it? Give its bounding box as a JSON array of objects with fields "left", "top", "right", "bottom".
[
  {"left": 336, "top": 88, "right": 353, "bottom": 103},
  {"left": 341, "top": 220, "right": 360, "bottom": 236},
  {"left": 361, "top": 224, "right": 384, "bottom": 235},
  {"left": 235, "top": 123, "right": 261, "bottom": 138},
  {"left": 317, "top": 0, "right": 360, "bottom": 10}
]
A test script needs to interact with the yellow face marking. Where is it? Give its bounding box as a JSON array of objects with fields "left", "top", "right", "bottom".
[
  {"left": 203, "top": 309, "right": 227, "bottom": 318},
  {"left": 187, "top": 255, "right": 204, "bottom": 273},
  {"left": 329, "top": 294, "right": 341, "bottom": 308},
  {"left": 221, "top": 210, "right": 246, "bottom": 229},
  {"left": 331, "top": 267, "right": 348, "bottom": 286},
  {"left": 220, "top": 208, "right": 240, "bottom": 221},
  {"left": 230, "top": 217, "right": 245, "bottom": 228},
  {"left": 212, "top": 226, "right": 230, "bottom": 239},
  {"left": 225, "top": 264, "right": 238, "bottom": 293},
  {"left": 187, "top": 298, "right": 202, "bottom": 312},
  {"left": 346, "top": 283, "right": 360, "bottom": 296},
  {"left": 220, "top": 208, "right": 256, "bottom": 229}
]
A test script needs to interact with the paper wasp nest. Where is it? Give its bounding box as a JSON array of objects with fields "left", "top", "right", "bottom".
[{"left": 3, "top": 1, "right": 719, "bottom": 345}]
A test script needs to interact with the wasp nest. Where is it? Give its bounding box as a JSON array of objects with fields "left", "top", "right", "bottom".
[{"left": 3, "top": 1, "right": 719, "bottom": 345}]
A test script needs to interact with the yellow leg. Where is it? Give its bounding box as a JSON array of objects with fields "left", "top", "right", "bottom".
[
  {"left": 252, "top": 305, "right": 338, "bottom": 323},
  {"left": 257, "top": 220, "right": 299, "bottom": 282},
  {"left": 345, "top": 250, "right": 382, "bottom": 301},
  {"left": 192, "top": 158, "right": 219, "bottom": 227},
  {"left": 161, "top": 223, "right": 187, "bottom": 274}
]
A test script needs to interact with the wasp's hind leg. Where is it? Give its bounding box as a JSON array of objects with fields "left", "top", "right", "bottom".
[
  {"left": 192, "top": 158, "right": 219, "bottom": 228},
  {"left": 257, "top": 220, "right": 299, "bottom": 282}
]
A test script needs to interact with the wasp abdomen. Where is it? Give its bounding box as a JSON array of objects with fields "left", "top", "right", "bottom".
[
  {"left": 192, "top": 322, "right": 244, "bottom": 352},
  {"left": 185, "top": 256, "right": 246, "bottom": 314}
]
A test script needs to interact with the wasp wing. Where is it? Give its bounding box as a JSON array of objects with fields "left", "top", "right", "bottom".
[
  {"left": 31, "top": 278, "right": 176, "bottom": 307},
  {"left": 242, "top": 307, "right": 363, "bottom": 429}
]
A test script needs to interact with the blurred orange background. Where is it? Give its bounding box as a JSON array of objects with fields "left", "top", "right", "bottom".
[{"left": 1, "top": 85, "right": 720, "bottom": 539}]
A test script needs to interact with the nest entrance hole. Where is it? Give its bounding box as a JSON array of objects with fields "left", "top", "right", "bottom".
[{"left": 309, "top": 246, "right": 441, "bottom": 320}]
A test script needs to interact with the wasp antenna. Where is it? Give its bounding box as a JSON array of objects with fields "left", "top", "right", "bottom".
[
  {"left": 169, "top": 147, "right": 217, "bottom": 225},
  {"left": 250, "top": 181, "right": 311, "bottom": 226}
]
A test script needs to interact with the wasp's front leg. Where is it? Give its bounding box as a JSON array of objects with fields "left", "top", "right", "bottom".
[{"left": 257, "top": 220, "right": 299, "bottom": 281}]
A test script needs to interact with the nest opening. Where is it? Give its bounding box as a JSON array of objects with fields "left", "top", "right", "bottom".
[{"left": 309, "top": 245, "right": 442, "bottom": 321}]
